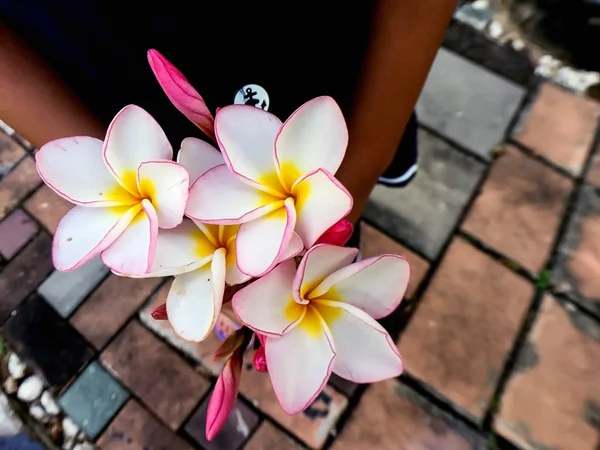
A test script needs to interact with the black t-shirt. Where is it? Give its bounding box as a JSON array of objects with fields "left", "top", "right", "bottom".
[{"left": 0, "top": 1, "right": 375, "bottom": 147}]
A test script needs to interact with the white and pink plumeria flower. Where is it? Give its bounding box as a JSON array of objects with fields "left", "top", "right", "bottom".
[
  {"left": 35, "top": 105, "right": 190, "bottom": 275},
  {"left": 232, "top": 244, "right": 410, "bottom": 414},
  {"left": 185, "top": 96, "right": 353, "bottom": 278},
  {"left": 34, "top": 53, "right": 412, "bottom": 440},
  {"left": 127, "top": 219, "right": 247, "bottom": 342},
  {"left": 136, "top": 219, "right": 303, "bottom": 342},
  {"left": 120, "top": 136, "right": 303, "bottom": 342}
]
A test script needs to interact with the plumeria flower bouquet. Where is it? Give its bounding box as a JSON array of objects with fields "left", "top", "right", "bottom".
[{"left": 35, "top": 49, "right": 411, "bottom": 440}]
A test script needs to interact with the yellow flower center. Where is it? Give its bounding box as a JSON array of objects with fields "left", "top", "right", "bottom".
[
  {"left": 256, "top": 161, "right": 303, "bottom": 203},
  {"left": 103, "top": 169, "right": 156, "bottom": 207},
  {"left": 138, "top": 177, "right": 156, "bottom": 203},
  {"left": 285, "top": 287, "right": 344, "bottom": 338}
]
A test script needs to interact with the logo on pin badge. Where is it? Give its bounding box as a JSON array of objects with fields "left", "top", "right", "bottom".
[{"left": 234, "top": 84, "right": 270, "bottom": 111}]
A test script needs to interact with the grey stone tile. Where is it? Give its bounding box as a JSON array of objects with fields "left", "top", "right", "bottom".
[
  {"left": 2, "top": 294, "right": 94, "bottom": 387},
  {"left": 417, "top": 48, "right": 525, "bottom": 160},
  {"left": 364, "top": 129, "right": 485, "bottom": 259},
  {"left": 443, "top": 21, "right": 535, "bottom": 87},
  {"left": 58, "top": 361, "right": 128, "bottom": 439},
  {"left": 38, "top": 256, "right": 108, "bottom": 317}
]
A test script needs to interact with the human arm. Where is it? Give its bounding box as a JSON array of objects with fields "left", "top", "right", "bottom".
[
  {"left": 0, "top": 22, "right": 105, "bottom": 147},
  {"left": 337, "top": 0, "right": 458, "bottom": 223}
]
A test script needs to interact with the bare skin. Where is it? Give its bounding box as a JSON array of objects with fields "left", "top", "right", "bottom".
[
  {"left": 339, "top": 0, "right": 458, "bottom": 222},
  {"left": 0, "top": 25, "right": 106, "bottom": 144},
  {"left": 0, "top": 0, "right": 457, "bottom": 223}
]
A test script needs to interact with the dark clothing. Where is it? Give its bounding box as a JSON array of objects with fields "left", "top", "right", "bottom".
[
  {"left": 0, "top": 1, "right": 418, "bottom": 180},
  {"left": 0, "top": 1, "right": 374, "bottom": 146}
]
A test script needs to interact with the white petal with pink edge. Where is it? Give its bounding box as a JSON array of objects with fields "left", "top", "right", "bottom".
[
  {"left": 167, "top": 248, "right": 226, "bottom": 342},
  {"left": 224, "top": 238, "right": 251, "bottom": 286},
  {"left": 314, "top": 300, "right": 403, "bottom": 383},
  {"left": 211, "top": 248, "right": 227, "bottom": 328},
  {"left": 186, "top": 164, "right": 282, "bottom": 224},
  {"left": 137, "top": 160, "right": 189, "bottom": 229},
  {"left": 215, "top": 105, "right": 284, "bottom": 195},
  {"left": 275, "top": 96, "right": 348, "bottom": 190},
  {"left": 103, "top": 105, "right": 172, "bottom": 194},
  {"left": 292, "top": 169, "right": 352, "bottom": 248},
  {"left": 232, "top": 259, "right": 302, "bottom": 336},
  {"left": 279, "top": 232, "right": 304, "bottom": 262},
  {"left": 235, "top": 198, "right": 296, "bottom": 278},
  {"left": 101, "top": 199, "right": 158, "bottom": 275},
  {"left": 293, "top": 245, "right": 359, "bottom": 302},
  {"left": 36, "top": 137, "right": 138, "bottom": 207},
  {"left": 309, "top": 255, "right": 409, "bottom": 319},
  {"left": 52, "top": 204, "right": 141, "bottom": 272},
  {"left": 121, "top": 219, "right": 216, "bottom": 278},
  {"left": 177, "top": 138, "right": 224, "bottom": 184},
  {"left": 265, "top": 306, "right": 335, "bottom": 414}
]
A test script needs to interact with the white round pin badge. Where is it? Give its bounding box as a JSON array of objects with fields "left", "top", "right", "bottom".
[{"left": 233, "top": 84, "right": 270, "bottom": 111}]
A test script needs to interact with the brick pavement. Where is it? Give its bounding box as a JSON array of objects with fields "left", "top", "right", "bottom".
[{"left": 1, "top": 20, "right": 600, "bottom": 450}]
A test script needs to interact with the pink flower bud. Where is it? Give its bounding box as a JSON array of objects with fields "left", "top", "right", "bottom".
[
  {"left": 205, "top": 349, "right": 243, "bottom": 440},
  {"left": 253, "top": 346, "right": 268, "bottom": 373},
  {"left": 256, "top": 333, "right": 266, "bottom": 346},
  {"left": 147, "top": 49, "right": 215, "bottom": 140},
  {"left": 315, "top": 219, "right": 354, "bottom": 246}
]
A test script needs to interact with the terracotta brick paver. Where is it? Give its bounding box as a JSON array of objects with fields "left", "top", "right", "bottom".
[
  {"left": 245, "top": 422, "right": 301, "bottom": 450},
  {"left": 497, "top": 295, "right": 600, "bottom": 450},
  {"left": 71, "top": 275, "right": 164, "bottom": 349},
  {"left": 0, "top": 233, "right": 53, "bottom": 321},
  {"left": 332, "top": 380, "right": 483, "bottom": 450},
  {"left": 24, "top": 185, "right": 72, "bottom": 234},
  {"left": 239, "top": 351, "right": 347, "bottom": 449},
  {"left": 586, "top": 140, "right": 600, "bottom": 188},
  {"left": 360, "top": 222, "right": 430, "bottom": 299},
  {"left": 463, "top": 146, "right": 573, "bottom": 273},
  {"left": 98, "top": 400, "right": 192, "bottom": 450},
  {"left": 513, "top": 83, "right": 600, "bottom": 175},
  {"left": 0, "top": 156, "right": 40, "bottom": 220},
  {"left": 0, "top": 129, "right": 26, "bottom": 176},
  {"left": 399, "top": 238, "right": 532, "bottom": 421},
  {"left": 101, "top": 321, "right": 210, "bottom": 430},
  {"left": 138, "top": 281, "right": 227, "bottom": 376},
  {"left": 0, "top": 209, "right": 38, "bottom": 259}
]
